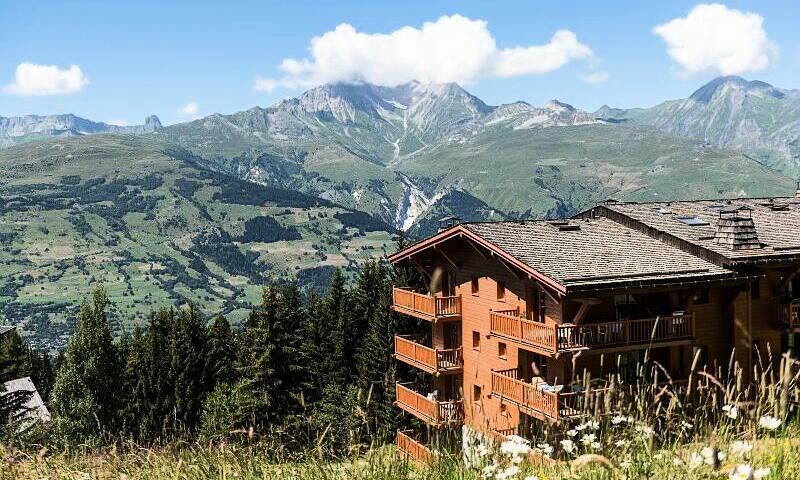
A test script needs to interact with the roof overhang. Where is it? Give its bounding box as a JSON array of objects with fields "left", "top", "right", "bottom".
[{"left": 389, "top": 225, "right": 568, "bottom": 295}]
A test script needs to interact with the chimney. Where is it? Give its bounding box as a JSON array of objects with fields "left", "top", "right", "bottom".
[
  {"left": 714, "top": 206, "right": 760, "bottom": 250},
  {"left": 438, "top": 216, "right": 461, "bottom": 232}
]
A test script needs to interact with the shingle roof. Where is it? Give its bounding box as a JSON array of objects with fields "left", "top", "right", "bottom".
[
  {"left": 1, "top": 376, "right": 51, "bottom": 429},
  {"left": 602, "top": 197, "right": 800, "bottom": 262},
  {"left": 463, "top": 218, "right": 735, "bottom": 289},
  {"left": 0, "top": 326, "right": 14, "bottom": 337}
]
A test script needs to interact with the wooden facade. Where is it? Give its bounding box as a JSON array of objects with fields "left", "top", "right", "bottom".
[{"left": 389, "top": 194, "right": 800, "bottom": 452}]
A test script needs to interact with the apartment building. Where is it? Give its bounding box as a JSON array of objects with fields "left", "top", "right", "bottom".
[{"left": 390, "top": 191, "right": 800, "bottom": 461}]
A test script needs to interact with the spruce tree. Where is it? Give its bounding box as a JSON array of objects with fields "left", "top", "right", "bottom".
[
  {"left": 50, "top": 284, "right": 120, "bottom": 442},
  {"left": 206, "top": 315, "right": 236, "bottom": 389},
  {"left": 169, "top": 304, "right": 208, "bottom": 433}
]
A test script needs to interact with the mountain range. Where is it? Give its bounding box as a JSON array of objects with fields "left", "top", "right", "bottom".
[{"left": 1, "top": 75, "right": 798, "bottom": 347}]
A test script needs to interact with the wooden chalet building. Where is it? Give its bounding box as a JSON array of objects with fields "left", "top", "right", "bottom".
[{"left": 389, "top": 190, "right": 800, "bottom": 461}]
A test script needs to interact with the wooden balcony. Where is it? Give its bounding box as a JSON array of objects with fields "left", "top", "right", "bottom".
[
  {"left": 394, "top": 335, "right": 463, "bottom": 375},
  {"left": 490, "top": 310, "right": 695, "bottom": 354},
  {"left": 490, "top": 369, "right": 584, "bottom": 423},
  {"left": 392, "top": 287, "right": 461, "bottom": 322},
  {"left": 780, "top": 303, "right": 800, "bottom": 331},
  {"left": 396, "top": 430, "right": 436, "bottom": 464},
  {"left": 395, "top": 382, "right": 464, "bottom": 427}
]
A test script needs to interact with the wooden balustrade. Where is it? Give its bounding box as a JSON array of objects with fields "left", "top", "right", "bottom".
[
  {"left": 490, "top": 369, "right": 559, "bottom": 421},
  {"left": 392, "top": 287, "right": 461, "bottom": 321},
  {"left": 394, "top": 335, "right": 463, "bottom": 374},
  {"left": 491, "top": 310, "right": 694, "bottom": 353},
  {"left": 396, "top": 430, "right": 436, "bottom": 464},
  {"left": 490, "top": 311, "right": 558, "bottom": 354},
  {"left": 395, "top": 382, "right": 464, "bottom": 426}
]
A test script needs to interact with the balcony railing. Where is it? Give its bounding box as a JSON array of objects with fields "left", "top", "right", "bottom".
[
  {"left": 395, "top": 382, "right": 464, "bottom": 427},
  {"left": 490, "top": 310, "right": 694, "bottom": 354},
  {"left": 780, "top": 303, "right": 800, "bottom": 330},
  {"left": 490, "top": 369, "right": 562, "bottom": 422},
  {"left": 396, "top": 430, "right": 436, "bottom": 464},
  {"left": 394, "top": 335, "right": 463, "bottom": 375},
  {"left": 392, "top": 287, "right": 461, "bottom": 321}
]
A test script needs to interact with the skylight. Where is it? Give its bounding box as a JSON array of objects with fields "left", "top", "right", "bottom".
[{"left": 675, "top": 216, "right": 709, "bottom": 226}]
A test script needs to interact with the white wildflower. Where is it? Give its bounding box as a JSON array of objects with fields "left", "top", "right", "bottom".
[
  {"left": 653, "top": 452, "right": 664, "bottom": 460},
  {"left": 758, "top": 415, "right": 781, "bottom": 431},
  {"left": 560, "top": 439, "right": 576, "bottom": 454},
  {"left": 688, "top": 452, "right": 704, "bottom": 469},
  {"left": 481, "top": 464, "right": 498, "bottom": 478},
  {"left": 754, "top": 467, "right": 771, "bottom": 479},
  {"left": 730, "top": 440, "right": 753, "bottom": 457},
  {"left": 536, "top": 443, "right": 554, "bottom": 456},
  {"left": 584, "top": 420, "right": 600, "bottom": 430},
  {"left": 614, "top": 439, "right": 628, "bottom": 448},
  {"left": 673, "top": 457, "right": 684, "bottom": 466},
  {"left": 566, "top": 428, "right": 578, "bottom": 437},
  {"left": 723, "top": 404, "right": 739, "bottom": 420},
  {"left": 619, "top": 460, "right": 633, "bottom": 468},
  {"left": 701, "top": 446, "right": 725, "bottom": 465},
  {"left": 496, "top": 466, "right": 520, "bottom": 480},
  {"left": 611, "top": 415, "right": 628, "bottom": 425},
  {"left": 730, "top": 464, "right": 752, "bottom": 480},
  {"left": 580, "top": 433, "right": 597, "bottom": 445},
  {"left": 681, "top": 421, "right": 693, "bottom": 429},
  {"left": 590, "top": 441, "right": 602, "bottom": 450},
  {"left": 524, "top": 476, "right": 539, "bottom": 480}
]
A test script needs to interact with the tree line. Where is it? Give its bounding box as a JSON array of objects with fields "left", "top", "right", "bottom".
[{"left": 1, "top": 258, "right": 424, "bottom": 454}]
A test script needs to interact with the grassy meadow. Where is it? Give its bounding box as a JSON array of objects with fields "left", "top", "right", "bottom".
[{"left": 5, "top": 351, "right": 800, "bottom": 479}]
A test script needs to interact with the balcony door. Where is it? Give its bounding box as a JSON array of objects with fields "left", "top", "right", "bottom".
[
  {"left": 441, "top": 271, "right": 457, "bottom": 297},
  {"left": 525, "top": 286, "right": 541, "bottom": 322},
  {"left": 443, "top": 321, "right": 461, "bottom": 350}
]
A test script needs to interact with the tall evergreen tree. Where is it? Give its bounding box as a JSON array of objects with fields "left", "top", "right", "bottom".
[
  {"left": 206, "top": 315, "right": 236, "bottom": 389},
  {"left": 169, "top": 304, "right": 208, "bottom": 433},
  {"left": 236, "top": 283, "right": 309, "bottom": 430},
  {"left": 0, "top": 328, "right": 32, "bottom": 438},
  {"left": 50, "top": 284, "right": 121, "bottom": 442}
]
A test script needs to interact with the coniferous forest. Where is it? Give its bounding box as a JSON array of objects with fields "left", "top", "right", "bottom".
[{"left": 0, "top": 258, "right": 426, "bottom": 457}]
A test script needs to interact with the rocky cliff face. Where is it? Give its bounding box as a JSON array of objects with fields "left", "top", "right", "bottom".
[{"left": 0, "top": 114, "right": 161, "bottom": 146}]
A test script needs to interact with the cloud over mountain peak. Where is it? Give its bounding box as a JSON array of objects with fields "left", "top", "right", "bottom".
[{"left": 254, "top": 15, "right": 592, "bottom": 92}]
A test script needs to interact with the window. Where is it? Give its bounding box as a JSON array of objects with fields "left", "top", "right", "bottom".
[
  {"left": 675, "top": 216, "right": 709, "bottom": 226},
  {"left": 472, "top": 331, "right": 481, "bottom": 350},
  {"left": 471, "top": 276, "right": 480, "bottom": 295},
  {"left": 498, "top": 342, "right": 507, "bottom": 360},
  {"left": 751, "top": 280, "right": 761, "bottom": 300},
  {"left": 497, "top": 281, "right": 506, "bottom": 301},
  {"left": 473, "top": 384, "right": 482, "bottom": 403}
]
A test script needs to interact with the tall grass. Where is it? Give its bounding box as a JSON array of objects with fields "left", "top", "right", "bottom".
[{"left": 3, "top": 349, "right": 800, "bottom": 479}]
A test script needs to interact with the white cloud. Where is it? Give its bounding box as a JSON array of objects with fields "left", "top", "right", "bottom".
[
  {"left": 107, "top": 119, "right": 129, "bottom": 126},
  {"left": 254, "top": 15, "right": 592, "bottom": 91},
  {"left": 3, "top": 62, "right": 89, "bottom": 96},
  {"left": 581, "top": 71, "right": 609, "bottom": 84},
  {"left": 178, "top": 101, "right": 200, "bottom": 118},
  {"left": 653, "top": 4, "right": 777, "bottom": 76}
]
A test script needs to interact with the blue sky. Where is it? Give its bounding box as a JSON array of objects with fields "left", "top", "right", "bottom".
[{"left": 1, "top": 1, "right": 798, "bottom": 125}]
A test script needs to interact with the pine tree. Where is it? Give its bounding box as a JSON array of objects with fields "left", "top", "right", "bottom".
[
  {"left": 354, "top": 262, "right": 399, "bottom": 439},
  {"left": 0, "top": 329, "right": 29, "bottom": 380},
  {"left": 27, "top": 348, "right": 54, "bottom": 402},
  {"left": 169, "top": 304, "right": 208, "bottom": 433},
  {"left": 50, "top": 284, "right": 121, "bottom": 442},
  {"left": 206, "top": 315, "right": 236, "bottom": 389},
  {"left": 235, "top": 283, "right": 309, "bottom": 430},
  {"left": 0, "top": 328, "right": 32, "bottom": 438}
]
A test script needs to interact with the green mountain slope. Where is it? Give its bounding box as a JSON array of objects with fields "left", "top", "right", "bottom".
[
  {"left": 596, "top": 76, "right": 800, "bottom": 175},
  {"left": 0, "top": 135, "right": 395, "bottom": 349}
]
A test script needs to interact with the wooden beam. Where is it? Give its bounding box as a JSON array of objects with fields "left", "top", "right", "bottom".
[
  {"left": 461, "top": 235, "right": 488, "bottom": 260},
  {"left": 572, "top": 298, "right": 599, "bottom": 325},
  {"left": 496, "top": 255, "right": 524, "bottom": 280},
  {"left": 435, "top": 245, "right": 459, "bottom": 270}
]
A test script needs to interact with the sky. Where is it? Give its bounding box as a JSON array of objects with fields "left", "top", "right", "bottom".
[{"left": 1, "top": 1, "right": 798, "bottom": 125}]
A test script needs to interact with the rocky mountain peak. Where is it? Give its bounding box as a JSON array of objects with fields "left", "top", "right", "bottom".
[
  {"left": 144, "top": 115, "right": 162, "bottom": 130},
  {"left": 544, "top": 99, "right": 575, "bottom": 113},
  {"left": 689, "top": 76, "right": 783, "bottom": 103}
]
